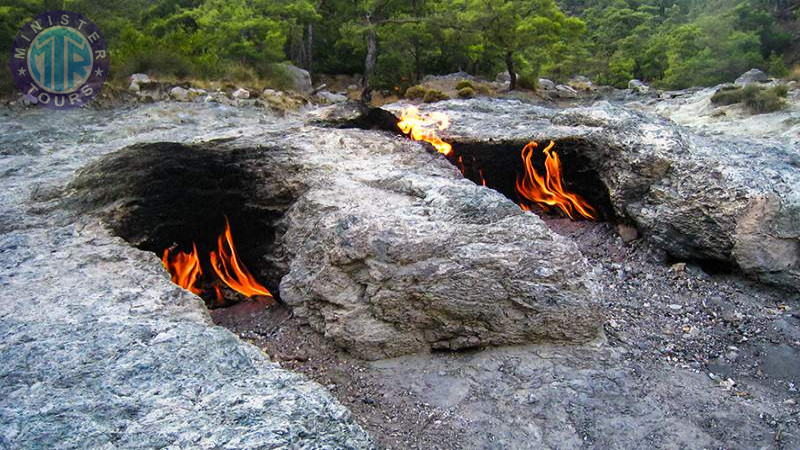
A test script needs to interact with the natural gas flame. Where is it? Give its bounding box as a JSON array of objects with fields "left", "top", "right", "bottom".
[
  {"left": 161, "top": 217, "right": 273, "bottom": 301},
  {"left": 397, "top": 106, "right": 453, "bottom": 156},
  {"left": 516, "top": 141, "right": 597, "bottom": 220},
  {"left": 210, "top": 218, "right": 273, "bottom": 298},
  {"left": 162, "top": 243, "right": 203, "bottom": 295}
]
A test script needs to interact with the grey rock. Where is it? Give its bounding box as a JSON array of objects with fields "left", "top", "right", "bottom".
[
  {"left": 128, "top": 73, "right": 150, "bottom": 91},
  {"left": 285, "top": 64, "right": 312, "bottom": 94},
  {"left": 423, "top": 71, "right": 475, "bottom": 83},
  {"left": 384, "top": 98, "right": 800, "bottom": 291},
  {"left": 496, "top": 71, "right": 519, "bottom": 84},
  {"left": 628, "top": 79, "right": 649, "bottom": 93},
  {"left": 735, "top": 68, "right": 769, "bottom": 85},
  {"left": 554, "top": 84, "right": 578, "bottom": 98},
  {"left": 232, "top": 87, "right": 250, "bottom": 99},
  {"left": 569, "top": 75, "right": 594, "bottom": 91},
  {"left": 70, "top": 127, "right": 602, "bottom": 360},
  {"left": 538, "top": 78, "right": 556, "bottom": 91},
  {"left": 169, "top": 86, "right": 190, "bottom": 102},
  {"left": 0, "top": 106, "right": 373, "bottom": 448},
  {"left": 787, "top": 80, "right": 798, "bottom": 90},
  {"left": 316, "top": 90, "right": 348, "bottom": 103}
]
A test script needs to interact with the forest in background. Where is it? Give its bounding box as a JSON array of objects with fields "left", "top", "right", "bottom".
[{"left": 1, "top": 0, "right": 798, "bottom": 94}]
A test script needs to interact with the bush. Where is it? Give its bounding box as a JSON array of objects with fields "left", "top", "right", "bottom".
[
  {"left": 457, "top": 87, "right": 475, "bottom": 98},
  {"left": 517, "top": 73, "right": 538, "bottom": 90},
  {"left": 711, "top": 85, "right": 787, "bottom": 114},
  {"left": 455, "top": 79, "right": 474, "bottom": 90},
  {"left": 423, "top": 89, "right": 449, "bottom": 103},
  {"left": 767, "top": 53, "right": 789, "bottom": 78},
  {"left": 405, "top": 85, "right": 427, "bottom": 99}
]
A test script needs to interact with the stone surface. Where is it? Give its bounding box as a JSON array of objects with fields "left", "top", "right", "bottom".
[
  {"left": 169, "top": 86, "right": 190, "bottom": 102},
  {"left": 316, "top": 90, "right": 348, "bottom": 103},
  {"left": 128, "top": 73, "right": 150, "bottom": 91},
  {"left": 69, "top": 115, "right": 602, "bottom": 360},
  {"left": 538, "top": 78, "right": 556, "bottom": 91},
  {"left": 569, "top": 75, "right": 594, "bottom": 91},
  {"left": 628, "top": 79, "right": 649, "bottom": 93},
  {"left": 384, "top": 98, "right": 800, "bottom": 291},
  {"left": 735, "top": 68, "right": 769, "bottom": 85},
  {"left": 285, "top": 64, "right": 313, "bottom": 93},
  {"left": 0, "top": 104, "right": 372, "bottom": 449},
  {"left": 232, "top": 87, "right": 250, "bottom": 99}
]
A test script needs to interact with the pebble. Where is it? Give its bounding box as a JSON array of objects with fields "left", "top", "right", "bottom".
[{"left": 668, "top": 304, "right": 683, "bottom": 311}]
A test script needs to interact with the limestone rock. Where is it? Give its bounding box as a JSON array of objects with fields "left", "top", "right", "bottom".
[
  {"left": 285, "top": 64, "right": 313, "bottom": 94},
  {"left": 232, "top": 87, "right": 250, "bottom": 99},
  {"left": 628, "top": 79, "right": 649, "bottom": 93},
  {"left": 538, "top": 78, "right": 556, "bottom": 91},
  {"left": 384, "top": 98, "right": 800, "bottom": 291},
  {"left": 735, "top": 68, "right": 769, "bottom": 85},
  {"left": 169, "top": 86, "right": 190, "bottom": 102},
  {"left": 316, "top": 90, "right": 348, "bottom": 103}
]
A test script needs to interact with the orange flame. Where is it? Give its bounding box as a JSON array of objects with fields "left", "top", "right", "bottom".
[
  {"left": 161, "top": 217, "right": 273, "bottom": 300},
  {"left": 397, "top": 106, "right": 453, "bottom": 156},
  {"left": 210, "top": 217, "right": 273, "bottom": 298},
  {"left": 162, "top": 243, "right": 203, "bottom": 295},
  {"left": 516, "top": 141, "right": 596, "bottom": 220}
]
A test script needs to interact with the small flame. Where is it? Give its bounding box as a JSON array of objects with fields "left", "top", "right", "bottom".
[
  {"left": 516, "top": 141, "right": 597, "bottom": 220},
  {"left": 161, "top": 217, "right": 273, "bottom": 301},
  {"left": 210, "top": 218, "right": 273, "bottom": 298},
  {"left": 397, "top": 106, "right": 453, "bottom": 156},
  {"left": 162, "top": 243, "right": 203, "bottom": 295}
]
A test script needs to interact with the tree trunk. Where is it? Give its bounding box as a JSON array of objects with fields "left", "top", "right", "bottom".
[
  {"left": 304, "top": 23, "right": 314, "bottom": 71},
  {"left": 505, "top": 51, "right": 516, "bottom": 91},
  {"left": 361, "top": 25, "right": 378, "bottom": 103}
]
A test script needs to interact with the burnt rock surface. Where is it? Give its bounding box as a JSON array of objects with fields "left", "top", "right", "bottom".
[
  {"left": 385, "top": 98, "right": 800, "bottom": 290},
  {"left": 69, "top": 121, "right": 601, "bottom": 359},
  {"left": 0, "top": 105, "right": 372, "bottom": 449}
]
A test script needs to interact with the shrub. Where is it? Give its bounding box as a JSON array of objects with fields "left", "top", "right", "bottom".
[
  {"left": 455, "top": 79, "right": 474, "bottom": 90},
  {"left": 517, "top": 73, "right": 538, "bottom": 90},
  {"left": 711, "top": 85, "right": 787, "bottom": 114},
  {"left": 767, "top": 53, "right": 789, "bottom": 78},
  {"left": 405, "top": 85, "right": 427, "bottom": 99},
  {"left": 457, "top": 87, "right": 475, "bottom": 98},
  {"left": 423, "top": 89, "right": 449, "bottom": 103}
]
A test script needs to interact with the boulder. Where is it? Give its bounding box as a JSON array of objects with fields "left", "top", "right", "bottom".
[
  {"left": 786, "top": 80, "right": 798, "bottom": 91},
  {"left": 128, "top": 73, "right": 150, "bottom": 91},
  {"left": 169, "top": 86, "right": 190, "bottom": 102},
  {"left": 735, "top": 68, "right": 769, "bottom": 85},
  {"left": 628, "top": 79, "right": 649, "bottom": 93},
  {"left": 70, "top": 125, "right": 602, "bottom": 360},
  {"left": 285, "top": 64, "right": 313, "bottom": 94},
  {"left": 555, "top": 84, "right": 578, "bottom": 98},
  {"left": 422, "top": 71, "right": 475, "bottom": 83},
  {"left": 316, "top": 90, "right": 348, "bottom": 103},
  {"left": 538, "top": 78, "right": 556, "bottom": 91},
  {"left": 385, "top": 98, "right": 800, "bottom": 291},
  {"left": 188, "top": 87, "right": 207, "bottom": 101},
  {"left": 495, "top": 71, "right": 519, "bottom": 84},
  {"left": 232, "top": 87, "right": 250, "bottom": 99}
]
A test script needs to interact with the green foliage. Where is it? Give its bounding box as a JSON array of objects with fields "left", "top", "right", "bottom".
[
  {"left": 455, "top": 80, "right": 474, "bottom": 90},
  {"left": 457, "top": 86, "right": 475, "bottom": 98},
  {"left": 405, "top": 85, "right": 428, "bottom": 99},
  {"left": 767, "top": 53, "right": 789, "bottom": 78},
  {"left": 516, "top": 73, "right": 537, "bottom": 90},
  {"left": 711, "top": 85, "right": 787, "bottom": 114},
  {"left": 423, "top": 89, "right": 449, "bottom": 103}
]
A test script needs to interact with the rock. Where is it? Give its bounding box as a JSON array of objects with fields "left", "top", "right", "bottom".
[
  {"left": 671, "top": 263, "right": 687, "bottom": 274},
  {"left": 495, "top": 71, "right": 519, "bottom": 84},
  {"left": 628, "top": 79, "right": 649, "bottom": 94},
  {"left": 383, "top": 98, "right": 799, "bottom": 291},
  {"left": 188, "top": 88, "right": 207, "bottom": 101},
  {"left": 422, "top": 71, "right": 475, "bottom": 83},
  {"left": 70, "top": 128, "right": 602, "bottom": 360},
  {"left": 232, "top": 88, "right": 250, "bottom": 99},
  {"left": 734, "top": 68, "right": 768, "bottom": 85},
  {"left": 616, "top": 224, "right": 639, "bottom": 243},
  {"left": 285, "top": 64, "right": 313, "bottom": 94},
  {"left": 538, "top": 78, "right": 556, "bottom": 91},
  {"left": 316, "top": 90, "right": 348, "bottom": 104},
  {"left": 569, "top": 75, "right": 593, "bottom": 91},
  {"left": 668, "top": 304, "right": 683, "bottom": 311},
  {"left": 787, "top": 80, "right": 798, "bottom": 91},
  {"left": 554, "top": 84, "right": 578, "bottom": 98},
  {"left": 128, "top": 73, "right": 150, "bottom": 91},
  {"left": 169, "top": 86, "right": 190, "bottom": 102}
]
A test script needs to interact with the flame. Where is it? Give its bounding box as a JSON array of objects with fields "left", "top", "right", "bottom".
[
  {"left": 397, "top": 106, "right": 453, "bottom": 156},
  {"left": 210, "top": 218, "right": 273, "bottom": 298},
  {"left": 516, "top": 141, "right": 597, "bottom": 220},
  {"left": 161, "top": 217, "right": 273, "bottom": 301},
  {"left": 162, "top": 243, "right": 203, "bottom": 295}
]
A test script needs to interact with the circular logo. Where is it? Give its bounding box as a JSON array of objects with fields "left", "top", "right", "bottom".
[{"left": 10, "top": 11, "right": 109, "bottom": 110}]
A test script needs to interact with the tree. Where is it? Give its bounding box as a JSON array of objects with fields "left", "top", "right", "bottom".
[{"left": 456, "top": 0, "right": 583, "bottom": 90}]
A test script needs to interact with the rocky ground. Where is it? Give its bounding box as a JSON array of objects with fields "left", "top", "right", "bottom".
[{"left": 1, "top": 94, "right": 798, "bottom": 449}]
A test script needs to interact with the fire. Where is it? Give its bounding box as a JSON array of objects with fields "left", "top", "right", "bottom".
[
  {"left": 162, "top": 243, "right": 203, "bottom": 295},
  {"left": 516, "top": 141, "right": 596, "bottom": 220},
  {"left": 397, "top": 106, "right": 453, "bottom": 156},
  {"left": 210, "top": 218, "right": 273, "bottom": 298},
  {"left": 161, "top": 217, "right": 273, "bottom": 301}
]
